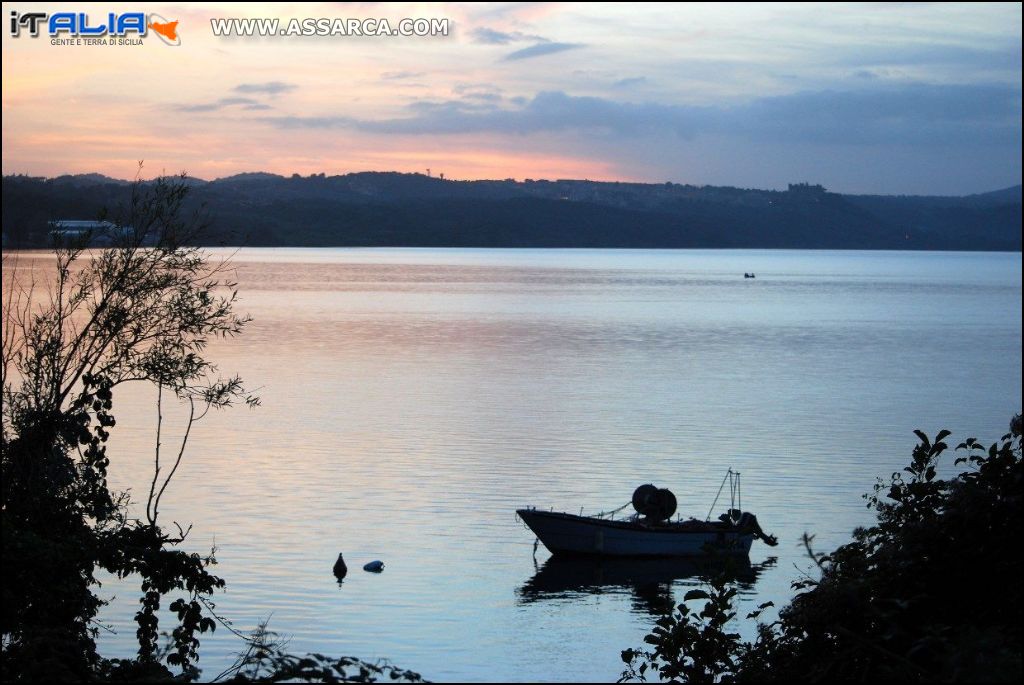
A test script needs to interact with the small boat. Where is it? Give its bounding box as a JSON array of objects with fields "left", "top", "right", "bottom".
[{"left": 517, "top": 473, "right": 777, "bottom": 558}]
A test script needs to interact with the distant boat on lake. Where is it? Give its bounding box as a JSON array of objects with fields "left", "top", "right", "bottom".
[{"left": 517, "top": 475, "right": 777, "bottom": 557}]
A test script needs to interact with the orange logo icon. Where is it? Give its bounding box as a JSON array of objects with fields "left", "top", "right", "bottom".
[
  {"left": 148, "top": 20, "right": 178, "bottom": 41},
  {"left": 147, "top": 14, "right": 180, "bottom": 45}
]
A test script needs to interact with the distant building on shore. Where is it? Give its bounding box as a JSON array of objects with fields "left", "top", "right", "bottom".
[
  {"left": 48, "top": 220, "right": 135, "bottom": 246},
  {"left": 786, "top": 182, "right": 827, "bottom": 200}
]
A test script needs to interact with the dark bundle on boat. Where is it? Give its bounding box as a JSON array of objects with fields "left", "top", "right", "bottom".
[{"left": 632, "top": 484, "right": 678, "bottom": 522}]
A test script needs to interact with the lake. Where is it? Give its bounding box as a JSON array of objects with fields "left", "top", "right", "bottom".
[{"left": 18, "top": 247, "right": 1018, "bottom": 681}]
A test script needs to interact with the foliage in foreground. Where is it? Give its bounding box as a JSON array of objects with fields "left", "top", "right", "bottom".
[
  {"left": 1, "top": 173, "right": 422, "bottom": 682},
  {"left": 621, "top": 416, "right": 1023, "bottom": 683}
]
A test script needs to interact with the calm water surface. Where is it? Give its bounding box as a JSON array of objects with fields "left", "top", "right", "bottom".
[{"left": 18, "top": 248, "right": 1020, "bottom": 681}]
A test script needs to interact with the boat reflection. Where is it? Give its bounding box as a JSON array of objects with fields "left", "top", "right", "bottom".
[{"left": 517, "top": 555, "right": 776, "bottom": 617}]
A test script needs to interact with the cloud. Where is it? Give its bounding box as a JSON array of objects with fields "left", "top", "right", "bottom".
[
  {"left": 468, "top": 25, "right": 581, "bottom": 61},
  {"left": 503, "top": 42, "right": 584, "bottom": 61},
  {"left": 220, "top": 97, "right": 259, "bottom": 106},
  {"left": 177, "top": 96, "right": 263, "bottom": 112},
  {"left": 407, "top": 98, "right": 500, "bottom": 114},
  {"left": 264, "top": 92, "right": 698, "bottom": 135},
  {"left": 381, "top": 71, "right": 426, "bottom": 80},
  {"left": 176, "top": 103, "right": 221, "bottom": 113},
  {"left": 262, "top": 83, "right": 1021, "bottom": 148},
  {"left": 851, "top": 69, "right": 881, "bottom": 80},
  {"left": 233, "top": 81, "right": 297, "bottom": 95},
  {"left": 177, "top": 82, "right": 297, "bottom": 112},
  {"left": 470, "top": 27, "right": 545, "bottom": 44},
  {"left": 834, "top": 42, "right": 1021, "bottom": 72},
  {"left": 453, "top": 82, "right": 504, "bottom": 96},
  {"left": 614, "top": 77, "right": 648, "bottom": 88},
  {"left": 734, "top": 84, "right": 1021, "bottom": 145},
  {"left": 462, "top": 92, "right": 503, "bottom": 103}
]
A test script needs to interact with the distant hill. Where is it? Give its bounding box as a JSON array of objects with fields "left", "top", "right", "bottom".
[
  {"left": 2, "top": 173, "right": 1020, "bottom": 250},
  {"left": 50, "top": 173, "right": 132, "bottom": 187},
  {"left": 967, "top": 185, "right": 1022, "bottom": 205}
]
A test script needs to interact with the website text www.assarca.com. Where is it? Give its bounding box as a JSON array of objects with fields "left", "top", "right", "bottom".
[{"left": 210, "top": 16, "right": 449, "bottom": 38}]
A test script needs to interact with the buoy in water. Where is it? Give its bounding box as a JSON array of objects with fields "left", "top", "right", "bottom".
[{"left": 333, "top": 553, "right": 348, "bottom": 580}]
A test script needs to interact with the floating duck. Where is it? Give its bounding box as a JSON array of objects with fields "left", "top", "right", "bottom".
[
  {"left": 332, "top": 553, "right": 348, "bottom": 580},
  {"left": 363, "top": 560, "right": 385, "bottom": 573}
]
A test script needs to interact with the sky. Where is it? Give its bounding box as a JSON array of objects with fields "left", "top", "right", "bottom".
[{"left": 1, "top": 2, "right": 1021, "bottom": 195}]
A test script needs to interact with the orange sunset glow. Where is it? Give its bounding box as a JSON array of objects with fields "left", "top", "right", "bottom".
[{"left": 2, "top": 2, "right": 1021, "bottom": 193}]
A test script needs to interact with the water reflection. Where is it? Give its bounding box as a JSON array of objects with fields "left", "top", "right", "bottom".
[
  {"left": 518, "top": 555, "right": 777, "bottom": 617},
  {"left": 5, "top": 248, "right": 1016, "bottom": 681}
]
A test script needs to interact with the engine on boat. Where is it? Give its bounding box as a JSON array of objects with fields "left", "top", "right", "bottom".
[{"left": 632, "top": 484, "right": 677, "bottom": 522}]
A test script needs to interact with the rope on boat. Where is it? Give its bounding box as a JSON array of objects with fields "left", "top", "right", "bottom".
[
  {"left": 729, "top": 471, "right": 742, "bottom": 523},
  {"left": 736, "top": 472, "right": 742, "bottom": 516},
  {"left": 588, "top": 501, "right": 632, "bottom": 520},
  {"left": 706, "top": 468, "right": 742, "bottom": 523}
]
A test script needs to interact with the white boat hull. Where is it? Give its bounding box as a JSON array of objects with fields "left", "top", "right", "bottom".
[{"left": 517, "top": 509, "right": 755, "bottom": 557}]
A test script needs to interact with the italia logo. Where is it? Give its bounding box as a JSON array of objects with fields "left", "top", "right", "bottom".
[{"left": 9, "top": 10, "right": 180, "bottom": 45}]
